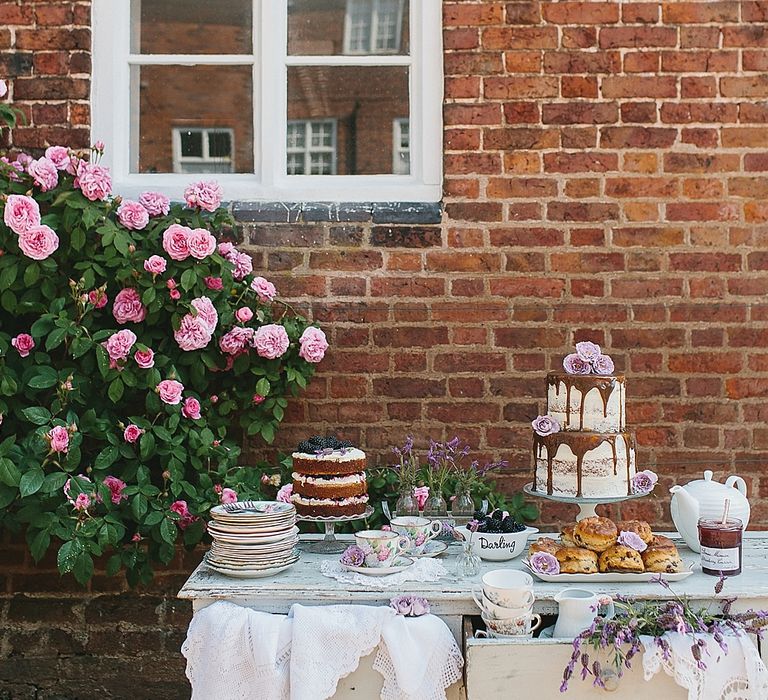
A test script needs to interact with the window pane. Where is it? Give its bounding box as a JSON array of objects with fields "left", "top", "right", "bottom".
[
  {"left": 132, "top": 65, "right": 253, "bottom": 174},
  {"left": 287, "top": 66, "right": 408, "bottom": 175},
  {"left": 131, "top": 0, "right": 252, "bottom": 55},
  {"left": 288, "top": 0, "right": 409, "bottom": 56},
  {"left": 179, "top": 130, "right": 203, "bottom": 157}
]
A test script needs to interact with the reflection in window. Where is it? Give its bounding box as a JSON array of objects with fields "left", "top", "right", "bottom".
[
  {"left": 344, "top": 0, "right": 405, "bottom": 54},
  {"left": 287, "top": 120, "right": 337, "bottom": 175},
  {"left": 173, "top": 128, "right": 234, "bottom": 174},
  {"left": 393, "top": 118, "right": 409, "bottom": 175}
]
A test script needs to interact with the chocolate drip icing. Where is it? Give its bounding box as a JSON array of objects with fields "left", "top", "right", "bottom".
[{"left": 547, "top": 373, "right": 625, "bottom": 431}]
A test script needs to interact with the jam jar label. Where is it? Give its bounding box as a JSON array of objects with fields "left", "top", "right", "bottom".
[{"left": 700, "top": 545, "right": 740, "bottom": 571}]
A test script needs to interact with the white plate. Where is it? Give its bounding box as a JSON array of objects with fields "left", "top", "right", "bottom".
[
  {"left": 208, "top": 525, "right": 298, "bottom": 541},
  {"left": 206, "top": 559, "right": 299, "bottom": 579},
  {"left": 341, "top": 557, "right": 414, "bottom": 576},
  {"left": 524, "top": 560, "right": 696, "bottom": 583},
  {"left": 211, "top": 538, "right": 298, "bottom": 553},
  {"left": 210, "top": 501, "right": 294, "bottom": 517},
  {"left": 408, "top": 541, "right": 448, "bottom": 558},
  {"left": 206, "top": 552, "right": 299, "bottom": 569}
]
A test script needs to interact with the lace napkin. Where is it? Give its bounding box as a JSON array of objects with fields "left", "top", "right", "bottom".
[
  {"left": 640, "top": 631, "right": 768, "bottom": 700},
  {"left": 320, "top": 557, "right": 448, "bottom": 589}
]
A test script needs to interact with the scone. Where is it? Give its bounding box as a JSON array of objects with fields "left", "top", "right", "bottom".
[
  {"left": 573, "top": 517, "right": 618, "bottom": 552},
  {"left": 615, "top": 520, "right": 653, "bottom": 545},
  {"left": 642, "top": 545, "right": 684, "bottom": 573},
  {"left": 560, "top": 523, "right": 577, "bottom": 547},
  {"left": 648, "top": 534, "right": 676, "bottom": 549},
  {"left": 598, "top": 544, "right": 644, "bottom": 573},
  {"left": 555, "top": 546, "right": 599, "bottom": 574},
  {"left": 528, "top": 537, "right": 562, "bottom": 557}
]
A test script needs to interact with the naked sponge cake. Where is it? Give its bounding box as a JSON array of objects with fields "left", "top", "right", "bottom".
[{"left": 291, "top": 436, "right": 369, "bottom": 517}]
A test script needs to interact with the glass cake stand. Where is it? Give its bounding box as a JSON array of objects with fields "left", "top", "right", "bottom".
[
  {"left": 523, "top": 482, "right": 647, "bottom": 521},
  {"left": 297, "top": 506, "right": 374, "bottom": 554}
]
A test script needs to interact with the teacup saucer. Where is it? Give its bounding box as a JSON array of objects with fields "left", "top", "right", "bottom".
[
  {"left": 341, "top": 557, "right": 414, "bottom": 576},
  {"left": 409, "top": 541, "right": 448, "bottom": 558}
]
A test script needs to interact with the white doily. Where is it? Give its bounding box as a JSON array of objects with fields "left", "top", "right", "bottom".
[
  {"left": 640, "top": 631, "right": 768, "bottom": 700},
  {"left": 320, "top": 557, "right": 448, "bottom": 589}
]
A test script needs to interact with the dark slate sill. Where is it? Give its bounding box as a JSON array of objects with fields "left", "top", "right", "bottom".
[{"left": 232, "top": 201, "right": 442, "bottom": 225}]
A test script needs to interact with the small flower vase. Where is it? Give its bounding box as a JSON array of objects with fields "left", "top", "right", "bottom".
[
  {"left": 454, "top": 539, "right": 481, "bottom": 579},
  {"left": 452, "top": 490, "right": 474, "bottom": 517},
  {"left": 395, "top": 488, "right": 419, "bottom": 517},
  {"left": 423, "top": 493, "right": 448, "bottom": 517}
]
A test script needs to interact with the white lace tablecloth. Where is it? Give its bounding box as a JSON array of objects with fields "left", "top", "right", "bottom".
[{"left": 320, "top": 558, "right": 448, "bottom": 589}]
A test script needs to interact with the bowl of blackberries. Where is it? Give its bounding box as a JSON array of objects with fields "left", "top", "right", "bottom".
[{"left": 466, "top": 510, "right": 539, "bottom": 561}]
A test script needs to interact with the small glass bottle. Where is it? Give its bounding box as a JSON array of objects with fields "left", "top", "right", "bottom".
[
  {"left": 424, "top": 493, "right": 448, "bottom": 517},
  {"left": 395, "top": 488, "right": 419, "bottom": 517},
  {"left": 454, "top": 538, "right": 481, "bottom": 578},
  {"left": 698, "top": 517, "right": 743, "bottom": 576},
  {"left": 452, "top": 490, "right": 475, "bottom": 517}
]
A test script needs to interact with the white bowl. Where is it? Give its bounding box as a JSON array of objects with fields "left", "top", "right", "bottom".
[{"left": 469, "top": 526, "right": 539, "bottom": 561}]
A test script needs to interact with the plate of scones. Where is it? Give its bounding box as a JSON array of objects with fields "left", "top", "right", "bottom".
[{"left": 524, "top": 516, "right": 695, "bottom": 582}]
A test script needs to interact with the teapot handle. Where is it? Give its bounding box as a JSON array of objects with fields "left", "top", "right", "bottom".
[{"left": 725, "top": 475, "right": 747, "bottom": 497}]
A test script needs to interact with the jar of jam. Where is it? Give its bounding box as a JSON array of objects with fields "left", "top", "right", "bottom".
[{"left": 697, "top": 517, "right": 743, "bottom": 576}]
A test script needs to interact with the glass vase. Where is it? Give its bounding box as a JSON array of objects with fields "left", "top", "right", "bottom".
[
  {"left": 394, "top": 488, "right": 419, "bottom": 517},
  {"left": 423, "top": 493, "right": 448, "bottom": 517},
  {"left": 452, "top": 490, "right": 475, "bottom": 517},
  {"left": 454, "top": 539, "right": 481, "bottom": 578}
]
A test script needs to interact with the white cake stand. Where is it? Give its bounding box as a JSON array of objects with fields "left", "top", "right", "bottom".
[
  {"left": 523, "top": 482, "right": 648, "bottom": 521},
  {"left": 297, "top": 506, "right": 374, "bottom": 553}
]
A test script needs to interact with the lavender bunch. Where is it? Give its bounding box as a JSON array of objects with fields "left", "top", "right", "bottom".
[
  {"left": 428, "top": 437, "right": 507, "bottom": 495},
  {"left": 390, "top": 435, "right": 420, "bottom": 490}
]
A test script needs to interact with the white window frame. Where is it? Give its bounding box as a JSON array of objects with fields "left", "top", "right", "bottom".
[
  {"left": 343, "top": 0, "right": 406, "bottom": 56},
  {"left": 286, "top": 119, "right": 338, "bottom": 175},
  {"left": 91, "top": 0, "right": 442, "bottom": 202},
  {"left": 392, "top": 117, "right": 409, "bottom": 175},
  {"left": 172, "top": 127, "right": 235, "bottom": 174}
]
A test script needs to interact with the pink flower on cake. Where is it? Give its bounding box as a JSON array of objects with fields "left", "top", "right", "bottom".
[
  {"left": 117, "top": 200, "right": 149, "bottom": 230},
  {"left": 162, "top": 224, "right": 192, "bottom": 260},
  {"left": 575, "top": 341, "right": 601, "bottom": 363},
  {"left": 252, "top": 324, "right": 289, "bottom": 360},
  {"left": 44, "top": 146, "right": 71, "bottom": 170},
  {"left": 631, "top": 470, "right": 658, "bottom": 495},
  {"left": 18, "top": 224, "right": 59, "bottom": 260},
  {"left": 235, "top": 307, "right": 253, "bottom": 323},
  {"left": 617, "top": 531, "right": 647, "bottom": 552},
  {"left": 123, "top": 424, "right": 143, "bottom": 443},
  {"left": 28, "top": 157, "right": 58, "bottom": 191},
  {"left": 413, "top": 485, "right": 429, "bottom": 511},
  {"left": 251, "top": 276, "right": 277, "bottom": 302},
  {"left": 532, "top": 414, "right": 561, "bottom": 437},
  {"left": 139, "top": 191, "right": 170, "bottom": 217},
  {"left": 187, "top": 228, "right": 217, "bottom": 259},
  {"left": 220, "top": 488, "right": 238, "bottom": 504},
  {"left": 113, "top": 288, "right": 146, "bottom": 324},
  {"left": 74, "top": 492, "right": 91, "bottom": 511},
  {"left": 219, "top": 326, "right": 254, "bottom": 355},
  {"left": 103, "top": 475, "right": 127, "bottom": 505},
  {"left": 563, "top": 352, "right": 591, "bottom": 375},
  {"left": 134, "top": 348, "right": 155, "bottom": 368},
  {"left": 276, "top": 484, "right": 293, "bottom": 503},
  {"left": 143, "top": 255, "right": 167, "bottom": 275},
  {"left": 592, "top": 354, "right": 615, "bottom": 375},
  {"left": 181, "top": 397, "right": 202, "bottom": 420},
  {"left": 190, "top": 296, "right": 218, "bottom": 333},
  {"left": 157, "top": 379, "right": 184, "bottom": 405},
  {"left": 298, "top": 327, "right": 328, "bottom": 364},
  {"left": 184, "top": 180, "right": 223, "bottom": 212},
  {"left": 3, "top": 194, "right": 40, "bottom": 234},
  {"left": 204, "top": 276, "right": 223, "bottom": 291},
  {"left": 174, "top": 314, "right": 213, "bottom": 351},
  {"left": 47, "top": 425, "right": 70, "bottom": 453},
  {"left": 74, "top": 162, "right": 112, "bottom": 201},
  {"left": 231, "top": 252, "right": 253, "bottom": 281},
  {"left": 88, "top": 289, "right": 108, "bottom": 308},
  {"left": 11, "top": 333, "right": 34, "bottom": 357},
  {"left": 104, "top": 329, "right": 137, "bottom": 362}
]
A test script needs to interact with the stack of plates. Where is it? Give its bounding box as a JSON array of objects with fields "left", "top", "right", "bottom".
[{"left": 205, "top": 501, "right": 299, "bottom": 578}]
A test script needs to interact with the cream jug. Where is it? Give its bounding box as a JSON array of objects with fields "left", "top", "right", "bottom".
[{"left": 553, "top": 588, "right": 615, "bottom": 639}]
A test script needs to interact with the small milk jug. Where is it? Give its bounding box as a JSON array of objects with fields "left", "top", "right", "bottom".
[{"left": 553, "top": 588, "right": 615, "bottom": 639}]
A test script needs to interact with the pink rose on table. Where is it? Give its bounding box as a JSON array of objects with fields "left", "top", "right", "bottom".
[
  {"left": 220, "top": 488, "right": 238, "bottom": 504},
  {"left": 74, "top": 162, "right": 112, "bottom": 201},
  {"left": 181, "top": 396, "right": 202, "bottom": 420},
  {"left": 157, "top": 379, "right": 184, "bottom": 405},
  {"left": 184, "top": 180, "right": 223, "bottom": 212},
  {"left": 134, "top": 348, "right": 155, "bottom": 368},
  {"left": 18, "top": 224, "right": 59, "bottom": 260},
  {"left": 117, "top": 200, "right": 149, "bottom": 230},
  {"left": 413, "top": 485, "right": 429, "bottom": 510},
  {"left": 3, "top": 194, "right": 41, "bottom": 234},
  {"left": 204, "top": 276, "right": 223, "bottom": 290},
  {"left": 298, "top": 326, "right": 328, "bottom": 364},
  {"left": 174, "top": 314, "right": 213, "bottom": 351},
  {"left": 187, "top": 228, "right": 217, "bottom": 259},
  {"left": 190, "top": 296, "right": 218, "bottom": 333},
  {"left": 631, "top": 469, "right": 658, "bottom": 494},
  {"left": 88, "top": 289, "right": 108, "bottom": 308},
  {"left": 219, "top": 326, "right": 254, "bottom": 355},
  {"left": 532, "top": 414, "right": 561, "bottom": 437},
  {"left": 104, "top": 329, "right": 137, "bottom": 362},
  {"left": 28, "top": 157, "right": 58, "bottom": 191},
  {"left": 235, "top": 307, "right": 253, "bottom": 323},
  {"left": 103, "top": 475, "right": 127, "bottom": 505},
  {"left": 11, "top": 333, "right": 34, "bottom": 357},
  {"left": 575, "top": 341, "right": 601, "bottom": 363},
  {"left": 139, "top": 191, "right": 170, "bottom": 216},
  {"left": 44, "top": 146, "right": 71, "bottom": 170},
  {"left": 276, "top": 483, "right": 293, "bottom": 503},
  {"left": 251, "top": 276, "right": 277, "bottom": 303},
  {"left": 617, "top": 530, "right": 647, "bottom": 552},
  {"left": 563, "top": 352, "right": 591, "bottom": 375},
  {"left": 592, "top": 354, "right": 615, "bottom": 375},
  {"left": 529, "top": 552, "right": 560, "bottom": 575},
  {"left": 74, "top": 492, "right": 91, "bottom": 511},
  {"left": 252, "top": 324, "right": 290, "bottom": 360},
  {"left": 162, "top": 223, "right": 192, "bottom": 261},
  {"left": 113, "top": 288, "right": 146, "bottom": 324},
  {"left": 48, "top": 425, "right": 69, "bottom": 453},
  {"left": 231, "top": 252, "right": 253, "bottom": 281},
  {"left": 143, "top": 255, "right": 167, "bottom": 275},
  {"left": 123, "top": 424, "right": 143, "bottom": 443}
]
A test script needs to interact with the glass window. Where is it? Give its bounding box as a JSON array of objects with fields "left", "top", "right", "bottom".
[
  {"left": 173, "top": 128, "right": 234, "bottom": 174},
  {"left": 286, "top": 120, "right": 337, "bottom": 175},
  {"left": 393, "top": 118, "right": 409, "bottom": 175}
]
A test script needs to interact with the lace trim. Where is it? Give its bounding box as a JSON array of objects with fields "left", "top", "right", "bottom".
[{"left": 320, "top": 557, "right": 448, "bottom": 589}]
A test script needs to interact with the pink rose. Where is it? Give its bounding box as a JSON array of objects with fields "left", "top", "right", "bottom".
[
  {"left": 139, "top": 191, "right": 170, "bottom": 217},
  {"left": 181, "top": 396, "right": 202, "bottom": 420},
  {"left": 593, "top": 354, "right": 615, "bottom": 375},
  {"left": 123, "top": 424, "right": 143, "bottom": 443},
  {"left": 204, "top": 276, "right": 223, "bottom": 290},
  {"left": 103, "top": 475, "right": 127, "bottom": 505},
  {"left": 276, "top": 484, "right": 293, "bottom": 503},
  {"left": 93, "top": 140, "right": 105, "bottom": 152},
  {"left": 48, "top": 425, "right": 69, "bottom": 453},
  {"left": 74, "top": 492, "right": 91, "bottom": 511},
  {"left": 112, "top": 287, "right": 146, "bottom": 324},
  {"left": 235, "top": 307, "right": 253, "bottom": 323},
  {"left": 16, "top": 153, "right": 32, "bottom": 168},
  {"left": 413, "top": 485, "right": 429, "bottom": 510},
  {"left": 190, "top": 296, "right": 218, "bottom": 332},
  {"left": 575, "top": 341, "right": 601, "bottom": 363},
  {"left": 251, "top": 276, "right": 277, "bottom": 303},
  {"left": 17, "top": 224, "right": 59, "bottom": 260},
  {"left": 3, "top": 194, "right": 41, "bottom": 234},
  {"left": 187, "top": 228, "right": 217, "bottom": 260},
  {"left": 170, "top": 499, "right": 198, "bottom": 529},
  {"left": 298, "top": 326, "right": 328, "bottom": 364},
  {"left": 170, "top": 289, "right": 181, "bottom": 300},
  {"left": 74, "top": 162, "right": 112, "bottom": 201},
  {"left": 44, "top": 146, "right": 71, "bottom": 170},
  {"left": 66, "top": 156, "right": 83, "bottom": 176},
  {"left": 219, "top": 326, "right": 254, "bottom": 355},
  {"left": 252, "top": 394, "right": 265, "bottom": 405},
  {"left": 63, "top": 475, "right": 92, "bottom": 504},
  {"left": 231, "top": 252, "right": 253, "bottom": 281},
  {"left": 220, "top": 488, "right": 238, "bottom": 505},
  {"left": 134, "top": 348, "right": 155, "bottom": 368},
  {"left": 143, "top": 255, "right": 167, "bottom": 274},
  {"left": 252, "top": 324, "right": 290, "bottom": 360},
  {"left": 218, "top": 242, "right": 235, "bottom": 258},
  {"left": 104, "top": 329, "right": 137, "bottom": 362},
  {"left": 167, "top": 278, "right": 177, "bottom": 290},
  {"left": 11, "top": 333, "right": 34, "bottom": 357},
  {"left": 157, "top": 379, "right": 184, "bottom": 405},
  {"left": 28, "top": 157, "right": 58, "bottom": 191},
  {"left": 563, "top": 353, "right": 592, "bottom": 375},
  {"left": 88, "top": 289, "right": 108, "bottom": 308},
  {"left": 184, "top": 180, "right": 223, "bottom": 212},
  {"left": 1, "top": 156, "right": 24, "bottom": 181},
  {"left": 117, "top": 200, "right": 149, "bottom": 230},
  {"left": 174, "top": 314, "right": 212, "bottom": 351},
  {"left": 162, "top": 224, "right": 192, "bottom": 261}
]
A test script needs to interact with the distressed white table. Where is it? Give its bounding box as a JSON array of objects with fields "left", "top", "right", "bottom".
[{"left": 179, "top": 533, "right": 768, "bottom": 699}]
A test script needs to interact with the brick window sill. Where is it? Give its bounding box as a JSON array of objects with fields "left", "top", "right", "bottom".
[{"left": 232, "top": 201, "right": 443, "bottom": 225}]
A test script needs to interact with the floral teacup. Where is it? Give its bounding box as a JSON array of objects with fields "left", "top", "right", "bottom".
[
  {"left": 355, "top": 529, "right": 410, "bottom": 568},
  {"left": 390, "top": 517, "right": 442, "bottom": 555}
]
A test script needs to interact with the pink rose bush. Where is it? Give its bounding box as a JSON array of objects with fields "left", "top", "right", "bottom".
[
  {"left": 253, "top": 324, "right": 290, "bottom": 360},
  {"left": 157, "top": 379, "right": 184, "bottom": 405},
  {"left": 18, "top": 224, "right": 59, "bottom": 260},
  {"left": 28, "top": 157, "right": 58, "bottom": 191},
  {"left": 113, "top": 288, "right": 146, "bottom": 324},
  {"left": 123, "top": 424, "right": 143, "bottom": 443},
  {"left": 143, "top": 255, "right": 167, "bottom": 275},
  {"left": 117, "top": 200, "right": 149, "bottom": 230},
  {"left": 251, "top": 276, "right": 277, "bottom": 302},
  {"left": 139, "top": 191, "right": 170, "bottom": 216},
  {"left": 11, "top": 333, "right": 34, "bottom": 357},
  {"left": 299, "top": 327, "right": 328, "bottom": 363},
  {"left": 74, "top": 162, "right": 112, "bottom": 201},
  {"left": 3, "top": 194, "right": 40, "bottom": 233},
  {"left": 184, "top": 180, "right": 223, "bottom": 212}
]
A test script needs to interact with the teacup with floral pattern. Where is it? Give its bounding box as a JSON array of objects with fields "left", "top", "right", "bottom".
[
  {"left": 390, "top": 516, "right": 443, "bottom": 555},
  {"left": 355, "top": 529, "right": 410, "bottom": 568}
]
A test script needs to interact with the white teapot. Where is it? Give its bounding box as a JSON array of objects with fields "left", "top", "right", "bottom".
[{"left": 669, "top": 470, "right": 750, "bottom": 552}]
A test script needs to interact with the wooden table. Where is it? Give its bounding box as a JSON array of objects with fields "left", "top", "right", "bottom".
[{"left": 179, "top": 532, "right": 768, "bottom": 699}]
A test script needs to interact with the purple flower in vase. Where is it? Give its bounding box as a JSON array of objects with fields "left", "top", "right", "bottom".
[
  {"left": 617, "top": 530, "right": 647, "bottom": 552},
  {"left": 340, "top": 545, "right": 366, "bottom": 567},
  {"left": 575, "top": 341, "right": 601, "bottom": 363},
  {"left": 532, "top": 414, "right": 561, "bottom": 437},
  {"left": 631, "top": 469, "right": 658, "bottom": 494},
  {"left": 592, "top": 354, "right": 615, "bottom": 375},
  {"left": 563, "top": 353, "right": 592, "bottom": 375},
  {"left": 529, "top": 551, "right": 560, "bottom": 575}
]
